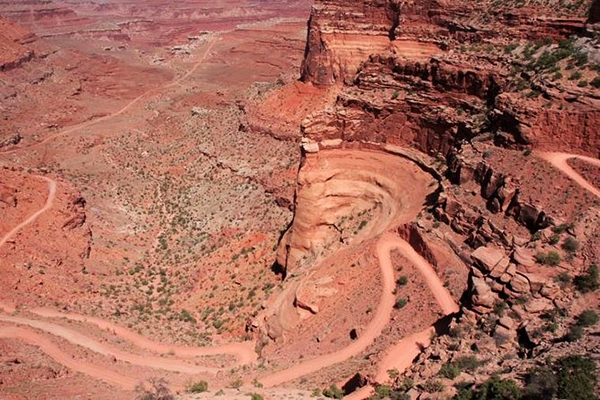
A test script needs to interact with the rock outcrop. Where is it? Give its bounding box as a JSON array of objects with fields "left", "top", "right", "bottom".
[{"left": 0, "top": 16, "right": 35, "bottom": 71}]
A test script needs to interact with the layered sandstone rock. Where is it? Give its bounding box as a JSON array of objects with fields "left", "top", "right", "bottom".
[
  {"left": 276, "top": 148, "right": 435, "bottom": 273},
  {"left": 0, "top": 16, "right": 35, "bottom": 71}
]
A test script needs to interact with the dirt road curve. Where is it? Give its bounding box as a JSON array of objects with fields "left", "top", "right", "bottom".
[
  {"left": 539, "top": 152, "right": 600, "bottom": 199},
  {"left": 1, "top": 35, "right": 217, "bottom": 155},
  {"left": 259, "top": 233, "right": 459, "bottom": 389},
  {"left": 0, "top": 232, "right": 456, "bottom": 394},
  {"left": 0, "top": 314, "right": 218, "bottom": 375},
  {"left": 0, "top": 176, "right": 56, "bottom": 249},
  {"left": 29, "top": 307, "right": 257, "bottom": 365},
  {"left": 0, "top": 326, "right": 139, "bottom": 390},
  {"left": 344, "top": 235, "right": 459, "bottom": 400}
]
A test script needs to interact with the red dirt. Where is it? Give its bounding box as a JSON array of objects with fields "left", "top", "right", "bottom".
[{"left": 539, "top": 152, "right": 600, "bottom": 199}]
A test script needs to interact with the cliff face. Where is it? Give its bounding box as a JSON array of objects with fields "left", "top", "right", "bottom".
[
  {"left": 300, "top": 0, "right": 400, "bottom": 86},
  {"left": 0, "top": 16, "right": 35, "bottom": 71},
  {"left": 266, "top": 0, "right": 600, "bottom": 349},
  {"left": 298, "top": 0, "right": 600, "bottom": 156}
]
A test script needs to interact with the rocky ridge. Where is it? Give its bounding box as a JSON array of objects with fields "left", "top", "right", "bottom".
[{"left": 265, "top": 0, "right": 600, "bottom": 397}]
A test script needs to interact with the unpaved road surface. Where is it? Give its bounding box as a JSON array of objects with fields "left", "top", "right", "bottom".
[
  {"left": 539, "top": 152, "right": 600, "bottom": 199},
  {"left": 259, "top": 233, "right": 459, "bottom": 390},
  {"left": 0, "top": 176, "right": 56, "bottom": 249}
]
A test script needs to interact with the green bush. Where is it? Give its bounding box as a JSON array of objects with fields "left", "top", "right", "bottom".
[
  {"left": 391, "top": 90, "right": 400, "bottom": 99},
  {"left": 396, "top": 275, "right": 409, "bottom": 286},
  {"left": 322, "top": 384, "right": 343, "bottom": 399},
  {"left": 494, "top": 301, "right": 507, "bottom": 316},
  {"left": 250, "top": 394, "right": 264, "bottom": 400},
  {"left": 188, "top": 380, "right": 208, "bottom": 393},
  {"left": 374, "top": 384, "right": 390, "bottom": 397},
  {"left": 423, "top": 379, "right": 444, "bottom": 393},
  {"left": 573, "top": 51, "right": 588, "bottom": 67},
  {"left": 577, "top": 80, "right": 588, "bottom": 88},
  {"left": 504, "top": 43, "right": 519, "bottom": 53},
  {"left": 569, "top": 71, "right": 582, "bottom": 80},
  {"left": 591, "top": 77, "right": 600, "bottom": 89},
  {"left": 556, "top": 355, "right": 597, "bottom": 400},
  {"left": 535, "top": 251, "right": 561, "bottom": 266},
  {"left": 565, "top": 324, "right": 583, "bottom": 342},
  {"left": 453, "top": 377, "right": 522, "bottom": 400},
  {"left": 524, "top": 366, "right": 558, "bottom": 399},
  {"left": 554, "top": 272, "right": 572, "bottom": 284},
  {"left": 561, "top": 237, "right": 579, "bottom": 252},
  {"left": 439, "top": 362, "right": 461, "bottom": 379},
  {"left": 574, "top": 264, "right": 599, "bottom": 293},
  {"left": 525, "top": 355, "right": 598, "bottom": 400},
  {"left": 456, "top": 356, "right": 481, "bottom": 373},
  {"left": 394, "top": 298, "right": 408, "bottom": 309},
  {"left": 576, "top": 310, "right": 599, "bottom": 327}
]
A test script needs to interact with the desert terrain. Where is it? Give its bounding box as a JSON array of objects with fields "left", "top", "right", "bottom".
[{"left": 1, "top": 0, "right": 600, "bottom": 399}]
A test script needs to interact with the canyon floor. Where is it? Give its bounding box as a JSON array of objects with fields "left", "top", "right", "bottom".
[{"left": 1, "top": 0, "right": 600, "bottom": 400}]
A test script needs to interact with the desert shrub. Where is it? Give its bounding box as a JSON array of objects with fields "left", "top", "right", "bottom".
[
  {"left": 561, "top": 237, "right": 579, "bottom": 252},
  {"left": 534, "top": 36, "right": 553, "bottom": 49},
  {"left": 391, "top": 90, "right": 400, "bottom": 99},
  {"left": 374, "top": 384, "right": 390, "bottom": 397},
  {"left": 552, "top": 223, "right": 572, "bottom": 233},
  {"left": 555, "top": 355, "right": 597, "bottom": 400},
  {"left": 505, "top": 43, "right": 518, "bottom": 53},
  {"left": 564, "top": 324, "right": 584, "bottom": 342},
  {"left": 422, "top": 379, "right": 444, "bottom": 393},
  {"left": 524, "top": 356, "right": 597, "bottom": 400},
  {"left": 577, "top": 80, "right": 588, "bottom": 87},
  {"left": 535, "top": 251, "right": 561, "bottom": 266},
  {"left": 439, "top": 362, "right": 461, "bottom": 379},
  {"left": 494, "top": 301, "right": 508, "bottom": 316},
  {"left": 591, "top": 77, "right": 600, "bottom": 88},
  {"left": 188, "top": 380, "right": 208, "bottom": 393},
  {"left": 524, "top": 366, "right": 558, "bottom": 399},
  {"left": 322, "top": 384, "right": 343, "bottom": 399},
  {"left": 453, "top": 377, "right": 521, "bottom": 400},
  {"left": 569, "top": 71, "right": 582, "bottom": 80},
  {"left": 179, "top": 309, "right": 196, "bottom": 323},
  {"left": 576, "top": 309, "right": 599, "bottom": 327},
  {"left": 573, "top": 51, "right": 588, "bottom": 67},
  {"left": 396, "top": 275, "right": 409, "bottom": 286},
  {"left": 249, "top": 394, "right": 264, "bottom": 400},
  {"left": 574, "top": 264, "right": 599, "bottom": 293},
  {"left": 136, "top": 378, "right": 175, "bottom": 400},
  {"left": 394, "top": 298, "right": 408, "bottom": 309},
  {"left": 456, "top": 356, "right": 481, "bottom": 372},
  {"left": 549, "top": 233, "right": 560, "bottom": 245},
  {"left": 554, "top": 272, "right": 572, "bottom": 285},
  {"left": 228, "top": 378, "right": 243, "bottom": 389}
]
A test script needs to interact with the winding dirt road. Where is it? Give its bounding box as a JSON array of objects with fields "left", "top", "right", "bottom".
[
  {"left": 29, "top": 307, "right": 257, "bottom": 365},
  {"left": 0, "top": 176, "right": 56, "bottom": 249},
  {"left": 539, "top": 151, "right": 600, "bottom": 199},
  {"left": 0, "top": 326, "right": 139, "bottom": 390},
  {"left": 344, "top": 236, "right": 459, "bottom": 400},
  {"left": 259, "top": 233, "right": 459, "bottom": 390},
  {"left": 1, "top": 35, "right": 218, "bottom": 155},
  {"left": 0, "top": 314, "right": 218, "bottom": 374}
]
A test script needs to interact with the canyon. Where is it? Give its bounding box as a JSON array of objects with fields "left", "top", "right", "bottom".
[{"left": 1, "top": 0, "right": 600, "bottom": 399}]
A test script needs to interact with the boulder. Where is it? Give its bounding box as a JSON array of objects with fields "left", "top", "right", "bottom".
[
  {"left": 510, "top": 273, "right": 530, "bottom": 293},
  {"left": 472, "top": 276, "right": 496, "bottom": 310},
  {"left": 513, "top": 246, "right": 536, "bottom": 268},
  {"left": 525, "top": 298, "right": 553, "bottom": 313},
  {"left": 472, "top": 245, "right": 510, "bottom": 273},
  {"left": 540, "top": 283, "right": 560, "bottom": 299},
  {"left": 498, "top": 316, "right": 515, "bottom": 329}
]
